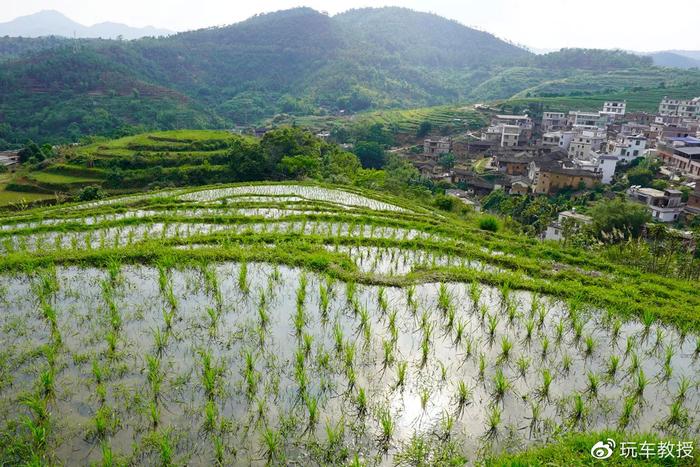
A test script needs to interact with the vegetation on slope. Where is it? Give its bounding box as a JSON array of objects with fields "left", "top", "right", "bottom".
[{"left": 1, "top": 7, "right": 698, "bottom": 147}]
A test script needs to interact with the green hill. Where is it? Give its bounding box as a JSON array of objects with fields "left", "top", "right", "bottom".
[{"left": 2, "top": 7, "right": 698, "bottom": 148}]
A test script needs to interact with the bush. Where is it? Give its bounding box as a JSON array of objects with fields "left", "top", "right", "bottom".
[
  {"left": 479, "top": 216, "right": 500, "bottom": 232},
  {"left": 434, "top": 194, "right": 455, "bottom": 211},
  {"left": 77, "top": 185, "right": 105, "bottom": 201}
]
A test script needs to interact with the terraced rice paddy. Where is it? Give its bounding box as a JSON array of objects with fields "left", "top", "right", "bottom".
[{"left": 0, "top": 183, "right": 698, "bottom": 465}]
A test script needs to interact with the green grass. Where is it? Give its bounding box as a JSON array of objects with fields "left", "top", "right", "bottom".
[
  {"left": 28, "top": 172, "right": 100, "bottom": 185},
  {"left": 500, "top": 82, "right": 700, "bottom": 113}
]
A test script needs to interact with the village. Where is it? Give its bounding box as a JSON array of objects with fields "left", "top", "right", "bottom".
[{"left": 402, "top": 96, "right": 700, "bottom": 240}]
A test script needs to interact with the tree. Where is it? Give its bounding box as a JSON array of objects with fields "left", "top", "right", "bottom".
[
  {"left": 438, "top": 153, "right": 455, "bottom": 170},
  {"left": 77, "top": 185, "right": 105, "bottom": 201},
  {"left": 416, "top": 121, "right": 432, "bottom": 138},
  {"left": 589, "top": 199, "right": 650, "bottom": 241},
  {"left": 353, "top": 141, "right": 385, "bottom": 169},
  {"left": 434, "top": 194, "right": 455, "bottom": 211},
  {"left": 627, "top": 167, "right": 654, "bottom": 186}
]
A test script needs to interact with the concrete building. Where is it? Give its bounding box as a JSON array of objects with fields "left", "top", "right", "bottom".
[
  {"left": 601, "top": 101, "right": 626, "bottom": 118},
  {"left": 544, "top": 210, "right": 592, "bottom": 241},
  {"left": 607, "top": 134, "right": 647, "bottom": 163},
  {"left": 627, "top": 186, "right": 684, "bottom": 222},
  {"left": 424, "top": 137, "right": 451, "bottom": 159},
  {"left": 598, "top": 155, "right": 618, "bottom": 184},
  {"left": 568, "top": 111, "right": 607, "bottom": 130},
  {"left": 542, "top": 130, "right": 575, "bottom": 151},
  {"left": 568, "top": 130, "right": 607, "bottom": 158},
  {"left": 658, "top": 96, "right": 700, "bottom": 119},
  {"left": 684, "top": 183, "right": 700, "bottom": 219},
  {"left": 0, "top": 150, "right": 20, "bottom": 167},
  {"left": 542, "top": 112, "right": 567, "bottom": 132},
  {"left": 656, "top": 136, "right": 700, "bottom": 177}
]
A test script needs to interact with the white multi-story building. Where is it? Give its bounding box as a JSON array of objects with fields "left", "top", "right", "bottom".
[
  {"left": 627, "top": 186, "right": 685, "bottom": 222},
  {"left": 568, "top": 130, "right": 607, "bottom": 158},
  {"left": 569, "top": 111, "right": 608, "bottom": 130},
  {"left": 542, "top": 130, "right": 575, "bottom": 151},
  {"left": 658, "top": 96, "right": 700, "bottom": 119},
  {"left": 542, "top": 112, "right": 567, "bottom": 132},
  {"left": 608, "top": 134, "right": 647, "bottom": 163},
  {"left": 601, "top": 101, "right": 626, "bottom": 117}
]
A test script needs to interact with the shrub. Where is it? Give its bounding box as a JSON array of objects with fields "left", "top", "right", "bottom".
[
  {"left": 479, "top": 216, "right": 500, "bottom": 232},
  {"left": 77, "top": 185, "right": 105, "bottom": 201},
  {"left": 434, "top": 195, "right": 455, "bottom": 211}
]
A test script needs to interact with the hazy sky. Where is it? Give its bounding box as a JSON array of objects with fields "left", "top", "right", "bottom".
[{"left": 2, "top": 0, "right": 698, "bottom": 51}]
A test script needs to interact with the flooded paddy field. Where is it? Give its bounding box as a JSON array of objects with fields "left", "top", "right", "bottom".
[{"left": 0, "top": 183, "right": 698, "bottom": 465}]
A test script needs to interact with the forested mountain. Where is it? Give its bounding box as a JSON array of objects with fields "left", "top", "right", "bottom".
[{"left": 1, "top": 7, "right": 698, "bottom": 148}]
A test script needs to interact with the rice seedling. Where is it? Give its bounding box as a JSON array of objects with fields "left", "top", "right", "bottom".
[
  {"left": 355, "top": 387, "right": 367, "bottom": 417},
  {"left": 618, "top": 396, "right": 636, "bottom": 430},
  {"left": 491, "top": 369, "right": 510, "bottom": 404},
  {"left": 463, "top": 336, "right": 475, "bottom": 361},
  {"left": 420, "top": 337, "right": 430, "bottom": 368},
  {"left": 478, "top": 353, "right": 486, "bottom": 381},
  {"left": 487, "top": 313, "right": 499, "bottom": 342},
  {"left": 611, "top": 319, "right": 622, "bottom": 342},
  {"left": 586, "top": 372, "right": 600, "bottom": 398},
  {"left": 238, "top": 261, "right": 249, "bottom": 294},
  {"left": 498, "top": 335, "right": 513, "bottom": 364},
  {"left": 525, "top": 402, "right": 542, "bottom": 439},
  {"left": 260, "top": 427, "right": 282, "bottom": 464},
  {"left": 536, "top": 306, "right": 547, "bottom": 330},
  {"left": 628, "top": 352, "right": 640, "bottom": 375},
  {"left": 536, "top": 369, "right": 553, "bottom": 401},
  {"left": 146, "top": 354, "right": 163, "bottom": 401},
  {"left": 395, "top": 361, "right": 407, "bottom": 389},
  {"left": 540, "top": 336, "right": 550, "bottom": 360},
  {"left": 675, "top": 376, "right": 691, "bottom": 403},
  {"left": 572, "top": 320, "right": 584, "bottom": 344},
  {"left": 665, "top": 400, "right": 690, "bottom": 429},
  {"left": 606, "top": 355, "right": 620, "bottom": 379},
  {"left": 568, "top": 393, "right": 588, "bottom": 430},
  {"left": 377, "top": 286, "right": 388, "bottom": 313},
  {"left": 483, "top": 406, "right": 502, "bottom": 441},
  {"left": 420, "top": 388, "right": 430, "bottom": 411},
  {"left": 382, "top": 339, "right": 395, "bottom": 368},
  {"left": 454, "top": 319, "right": 465, "bottom": 346},
  {"left": 437, "top": 283, "right": 451, "bottom": 314},
  {"left": 554, "top": 318, "right": 565, "bottom": 345},
  {"left": 516, "top": 356, "right": 530, "bottom": 378},
  {"left": 377, "top": 407, "right": 394, "bottom": 447},
  {"left": 305, "top": 394, "right": 319, "bottom": 428},
  {"left": 204, "top": 400, "right": 218, "bottom": 432},
  {"left": 635, "top": 368, "right": 649, "bottom": 400},
  {"left": 641, "top": 310, "right": 655, "bottom": 340},
  {"left": 653, "top": 328, "right": 666, "bottom": 353},
  {"left": 583, "top": 335, "right": 596, "bottom": 358},
  {"left": 319, "top": 282, "right": 330, "bottom": 318},
  {"left": 624, "top": 335, "right": 636, "bottom": 357},
  {"left": 302, "top": 333, "right": 313, "bottom": 357},
  {"left": 662, "top": 346, "right": 675, "bottom": 380},
  {"left": 345, "top": 281, "right": 356, "bottom": 305},
  {"left": 455, "top": 380, "right": 472, "bottom": 414},
  {"left": 469, "top": 281, "right": 481, "bottom": 308},
  {"left": 479, "top": 304, "right": 488, "bottom": 323},
  {"left": 406, "top": 285, "right": 417, "bottom": 313}
]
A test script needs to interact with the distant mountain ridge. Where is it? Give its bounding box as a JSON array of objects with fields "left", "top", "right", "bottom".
[
  {"left": 0, "top": 7, "right": 698, "bottom": 148},
  {"left": 0, "top": 10, "right": 172, "bottom": 39}
]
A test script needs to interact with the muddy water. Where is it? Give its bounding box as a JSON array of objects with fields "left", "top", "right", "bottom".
[{"left": 0, "top": 263, "right": 697, "bottom": 465}]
